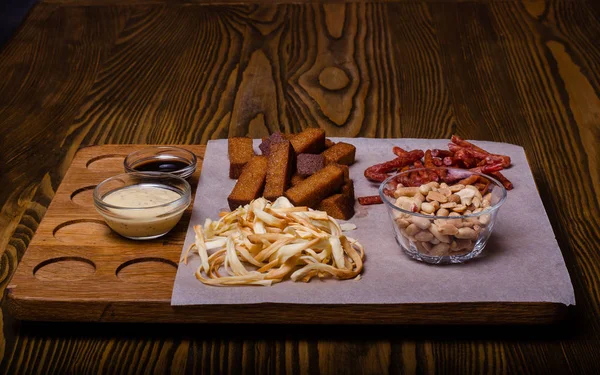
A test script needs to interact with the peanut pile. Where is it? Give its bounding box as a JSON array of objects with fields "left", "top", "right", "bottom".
[{"left": 391, "top": 182, "right": 493, "bottom": 257}]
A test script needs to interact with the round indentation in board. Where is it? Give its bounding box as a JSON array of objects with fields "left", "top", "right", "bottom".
[
  {"left": 70, "top": 185, "right": 96, "bottom": 207},
  {"left": 86, "top": 154, "right": 127, "bottom": 170},
  {"left": 34, "top": 257, "right": 96, "bottom": 281},
  {"left": 53, "top": 219, "right": 116, "bottom": 245},
  {"left": 116, "top": 257, "right": 177, "bottom": 283}
]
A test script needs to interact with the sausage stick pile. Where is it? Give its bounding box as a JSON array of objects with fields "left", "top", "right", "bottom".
[{"left": 358, "top": 136, "right": 513, "bottom": 205}]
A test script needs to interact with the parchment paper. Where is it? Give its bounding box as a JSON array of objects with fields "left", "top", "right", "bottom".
[{"left": 171, "top": 138, "right": 575, "bottom": 306}]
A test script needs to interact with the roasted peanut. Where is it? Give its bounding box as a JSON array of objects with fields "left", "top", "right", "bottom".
[
  {"left": 465, "top": 217, "right": 480, "bottom": 226},
  {"left": 454, "top": 240, "right": 473, "bottom": 251},
  {"left": 465, "top": 185, "right": 481, "bottom": 195},
  {"left": 395, "top": 187, "right": 420, "bottom": 197},
  {"left": 438, "top": 187, "right": 452, "bottom": 197},
  {"left": 427, "top": 191, "right": 448, "bottom": 203},
  {"left": 456, "top": 188, "right": 475, "bottom": 206},
  {"left": 449, "top": 194, "right": 461, "bottom": 203},
  {"left": 430, "top": 225, "right": 451, "bottom": 243},
  {"left": 453, "top": 204, "right": 467, "bottom": 213},
  {"left": 419, "top": 184, "right": 431, "bottom": 195},
  {"left": 405, "top": 223, "right": 421, "bottom": 236},
  {"left": 479, "top": 214, "right": 491, "bottom": 225},
  {"left": 430, "top": 242, "right": 450, "bottom": 256},
  {"left": 441, "top": 202, "right": 457, "bottom": 209},
  {"left": 464, "top": 185, "right": 476, "bottom": 192},
  {"left": 421, "top": 202, "right": 435, "bottom": 214},
  {"left": 413, "top": 192, "right": 426, "bottom": 204},
  {"left": 456, "top": 227, "right": 477, "bottom": 239},
  {"left": 455, "top": 239, "right": 472, "bottom": 250},
  {"left": 414, "top": 231, "right": 434, "bottom": 242},
  {"left": 395, "top": 218, "right": 410, "bottom": 228},
  {"left": 416, "top": 241, "right": 432, "bottom": 254},
  {"left": 411, "top": 216, "right": 431, "bottom": 230},
  {"left": 452, "top": 219, "right": 465, "bottom": 228},
  {"left": 395, "top": 196, "right": 419, "bottom": 212},
  {"left": 434, "top": 218, "right": 448, "bottom": 227},
  {"left": 437, "top": 224, "right": 458, "bottom": 236},
  {"left": 436, "top": 208, "right": 450, "bottom": 217},
  {"left": 483, "top": 192, "right": 492, "bottom": 204},
  {"left": 449, "top": 184, "right": 465, "bottom": 192}
]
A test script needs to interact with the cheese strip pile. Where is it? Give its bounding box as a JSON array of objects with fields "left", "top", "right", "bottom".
[{"left": 182, "top": 197, "right": 364, "bottom": 286}]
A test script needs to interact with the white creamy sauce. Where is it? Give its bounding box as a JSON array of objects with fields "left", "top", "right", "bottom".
[
  {"left": 99, "top": 185, "right": 185, "bottom": 239},
  {"left": 103, "top": 185, "right": 181, "bottom": 209}
]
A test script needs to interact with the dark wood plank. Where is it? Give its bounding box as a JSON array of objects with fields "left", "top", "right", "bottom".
[{"left": 0, "top": 0, "right": 599, "bottom": 373}]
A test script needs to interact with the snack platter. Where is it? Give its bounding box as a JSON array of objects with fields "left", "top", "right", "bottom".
[{"left": 6, "top": 140, "right": 574, "bottom": 324}]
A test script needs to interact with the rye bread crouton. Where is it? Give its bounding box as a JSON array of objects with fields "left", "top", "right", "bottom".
[
  {"left": 227, "top": 156, "right": 268, "bottom": 210},
  {"left": 322, "top": 142, "right": 356, "bottom": 166},
  {"left": 290, "top": 174, "right": 306, "bottom": 186},
  {"left": 284, "top": 164, "right": 344, "bottom": 208},
  {"left": 290, "top": 128, "right": 326, "bottom": 154},
  {"left": 317, "top": 179, "right": 355, "bottom": 220},
  {"left": 296, "top": 153, "right": 324, "bottom": 176},
  {"left": 259, "top": 132, "right": 287, "bottom": 156},
  {"left": 263, "top": 141, "right": 295, "bottom": 201},
  {"left": 228, "top": 137, "right": 254, "bottom": 179}
]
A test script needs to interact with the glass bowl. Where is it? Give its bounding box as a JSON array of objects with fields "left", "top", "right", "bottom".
[
  {"left": 93, "top": 172, "right": 191, "bottom": 240},
  {"left": 379, "top": 167, "right": 507, "bottom": 264},
  {"left": 124, "top": 146, "right": 197, "bottom": 179}
]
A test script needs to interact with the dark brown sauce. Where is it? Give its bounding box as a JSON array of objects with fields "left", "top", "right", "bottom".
[{"left": 133, "top": 159, "right": 190, "bottom": 173}]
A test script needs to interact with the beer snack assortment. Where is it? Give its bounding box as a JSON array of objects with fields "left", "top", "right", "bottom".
[
  {"left": 222, "top": 131, "right": 514, "bottom": 269},
  {"left": 91, "top": 132, "right": 514, "bottom": 289}
]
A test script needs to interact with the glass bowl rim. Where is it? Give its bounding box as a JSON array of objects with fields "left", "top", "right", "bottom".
[
  {"left": 93, "top": 171, "right": 191, "bottom": 211},
  {"left": 123, "top": 146, "right": 197, "bottom": 176},
  {"left": 378, "top": 167, "right": 508, "bottom": 220}
]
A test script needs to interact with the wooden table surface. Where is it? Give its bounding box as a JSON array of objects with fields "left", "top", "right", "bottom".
[{"left": 1, "top": 0, "right": 599, "bottom": 373}]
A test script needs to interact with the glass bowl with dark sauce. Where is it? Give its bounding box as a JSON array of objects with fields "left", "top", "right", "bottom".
[{"left": 124, "top": 146, "right": 197, "bottom": 179}]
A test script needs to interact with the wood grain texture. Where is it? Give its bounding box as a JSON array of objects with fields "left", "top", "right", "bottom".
[{"left": 1, "top": 0, "right": 599, "bottom": 373}]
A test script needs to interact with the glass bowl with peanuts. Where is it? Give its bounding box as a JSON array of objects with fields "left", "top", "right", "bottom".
[{"left": 379, "top": 167, "right": 507, "bottom": 264}]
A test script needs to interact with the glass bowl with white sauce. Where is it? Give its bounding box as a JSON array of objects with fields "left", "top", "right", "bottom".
[{"left": 93, "top": 172, "right": 191, "bottom": 240}]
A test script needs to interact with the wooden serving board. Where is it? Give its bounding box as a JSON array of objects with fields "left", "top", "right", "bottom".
[{"left": 5, "top": 145, "right": 567, "bottom": 324}]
